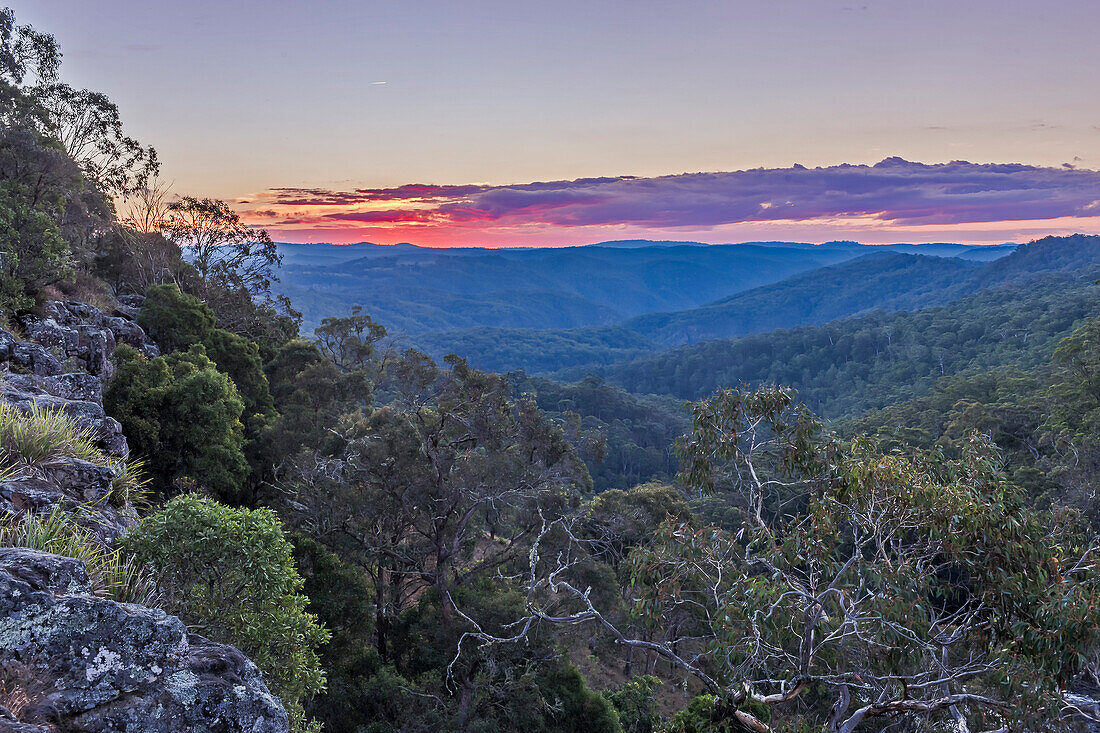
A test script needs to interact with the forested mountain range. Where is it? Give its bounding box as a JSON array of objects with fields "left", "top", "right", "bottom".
[
  {"left": 414, "top": 234, "right": 1099, "bottom": 374},
  {"left": 273, "top": 239, "right": 1013, "bottom": 336},
  {"left": 570, "top": 271, "right": 1100, "bottom": 416},
  {"left": 513, "top": 235, "right": 1100, "bottom": 492},
  {"left": 418, "top": 252, "right": 985, "bottom": 372}
]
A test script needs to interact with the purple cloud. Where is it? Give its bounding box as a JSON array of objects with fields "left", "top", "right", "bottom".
[{"left": 256, "top": 158, "right": 1100, "bottom": 230}]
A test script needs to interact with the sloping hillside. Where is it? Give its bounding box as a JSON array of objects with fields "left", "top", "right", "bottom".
[
  {"left": 418, "top": 251, "right": 987, "bottom": 372},
  {"left": 274, "top": 240, "right": 966, "bottom": 334},
  {"left": 621, "top": 252, "right": 981, "bottom": 347},
  {"left": 419, "top": 235, "right": 1100, "bottom": 374},
  {"left": 571, "top": 271, "right": 1100, "bottom": 417}
]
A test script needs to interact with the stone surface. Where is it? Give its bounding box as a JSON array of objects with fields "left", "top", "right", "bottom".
[
  {"left": 0, "top": 720, "right": 54, "bottom": 732},
  {"left": 112, "top": 295, "right": 144, "bottom": 322},
  {"left": 0, "top": 331, "right": 15, "bottom": 363},
  {"left": 8, "top": 343, "right": 62, "bottom": 378},
  {"left": 0, "top": 302, "right": 151, "bottom": 545},
  {"left": 17, "top": 301, "right": 159, "bottom": 381},
  {"left": 0, "top": 549, "right": 288, "bottom": 733}
]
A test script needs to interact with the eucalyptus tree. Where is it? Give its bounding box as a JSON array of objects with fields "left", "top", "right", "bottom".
[
  {"left": 36, "top": 83, "right": 158, "bottom": 199},
  {"left": 0, "top": 7, "right": 59, "bottom": 125},
  {"left": 292, "top": 350, "right": 590, "bottom": 660},
  {"left": 164, "top": 196, "right": 279, "bottom": 299},
  {"left": 162, "top": 196, "right": 299, "bottom": 340},
  {"left": 467, "top": 385, "right": 1100, "bottom": 732}
]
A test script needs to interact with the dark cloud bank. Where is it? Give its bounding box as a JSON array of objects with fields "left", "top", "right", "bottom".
[{"left": 264, "top": 158, "right": 1100, "bottom": 229}]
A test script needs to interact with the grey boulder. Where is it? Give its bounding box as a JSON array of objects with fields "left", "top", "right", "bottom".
[{"left": 0, "top": 548, "right": 288, "bottom": 733}]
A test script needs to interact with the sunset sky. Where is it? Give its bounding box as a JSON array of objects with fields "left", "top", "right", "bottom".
[{"left": 12, "top": 0, "right": 1100, "bottom": 247}]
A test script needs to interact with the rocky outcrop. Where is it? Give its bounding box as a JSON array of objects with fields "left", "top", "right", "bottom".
[
  {"left": 0, "top": 548, "right": 288, "bottom": 732},
  {"left": 111, "top": 295, "right": 144, "bottom": 322},
  {"left": 0, "top": 301, "right": 155, "bottom": 542},
  {"left": 0, "top": 345, "right": 134, "bottom": 542},
  {"left": 16, "top": 301, "right": 159, "bottom": 381},
  {"left": 0, "top": 299, "right": 155, "bottom": 453},
  {"left": 0, "top": 301, "right": 291, "bottom": 732},
  {"left": 0, "top": 373, "right": 128, "bottom": 457}
]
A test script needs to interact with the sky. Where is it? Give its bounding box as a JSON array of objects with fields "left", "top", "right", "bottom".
[{"left": 10, "top": 0, "right": 1100, "bottom": 247}]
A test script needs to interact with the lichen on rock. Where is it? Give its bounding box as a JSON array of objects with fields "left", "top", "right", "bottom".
[{"left": 0, "top": 547, "right": 289, "bottom": 732}]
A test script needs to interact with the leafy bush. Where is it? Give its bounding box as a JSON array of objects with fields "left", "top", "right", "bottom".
[
  {"left": 530, "top": 661, "right": 623, "bottom": 733},
  {"left": 137, "top": 283, "right": 215, "bottom": 353},
  {"left": 105, "top": 344, "right": 249, "bottom": 503},
  {"left": 136, "top": 284, "right": 276, "bottom": 492},
  {"left": 603, "top": 676, "right": 662, "bottom": 733},
  {"left": 122, "top": 494, "right": 329, "bottom": 732},
  {"left": 0, "top": 156, "right": 73, "bottom": 316},
  {"left": 137, "top": 283, "right": 276, "bottom": 421},
  {"left": 203, "top": 327, "right": 274, "bottom": 423},
  {"left": 661, "top": 695, "right": 737, "bottom": 733}
]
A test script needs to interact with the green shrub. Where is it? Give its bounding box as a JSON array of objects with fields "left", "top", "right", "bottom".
[
  {"left": 661, "top": 696, "right": 734, "bottom": 733},
  {"left": 532, "top": 660, "right": 623, "bottom": 733},
  {"left": 122, "top": 494, "right": 329, "bottom": 732},
  {"left": 0, "top": 180, "right": 72, "bottom": 316},
  {"left": 137, "top": 283, "right": 215, "bottom": 353},
  {"left": 603, "top": 676, "right": 662, "bottom": 733},
  {"left": 105, "top": 344, "right": 249, "bottom": 503}
]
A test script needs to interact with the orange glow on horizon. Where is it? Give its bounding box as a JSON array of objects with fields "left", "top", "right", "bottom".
[{"left": 241, "top": 212, "right": 1100, "bottom": 248}]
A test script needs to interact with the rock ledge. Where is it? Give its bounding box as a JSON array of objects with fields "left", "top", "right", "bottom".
[{"left": 0, "top": 548, "right": 289, "bottom": 732}]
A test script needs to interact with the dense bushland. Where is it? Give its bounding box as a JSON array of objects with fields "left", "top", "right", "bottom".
[{"left": 4, "top": 8, "right": 1100, "bottom": 733}]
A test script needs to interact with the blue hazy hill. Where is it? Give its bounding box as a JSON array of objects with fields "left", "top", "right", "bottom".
[
  {"left": 274, "top": 239, "right": 1012, "bottom": 336},
  {"left": 410, "top": 235, "right": 1100, "bottom": 375}
]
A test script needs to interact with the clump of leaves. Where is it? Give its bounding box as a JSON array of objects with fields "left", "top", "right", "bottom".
[
  {"left": 602, "top": 675, "right": 662, "bottom": 733},
  {"left": 122, "top": 494, "right": 329, "bottom": 733}
]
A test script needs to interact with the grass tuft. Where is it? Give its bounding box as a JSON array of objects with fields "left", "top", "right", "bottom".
[
  {"left": 0, "top": 401, "right": 151, "bottom": 513},
  {"left": 0, "top": 402, "right": 103, "bottom": 468},
  {"left": 109, "top": 458, "right": 152, "bottom": 510},
  {"left": 0, "top": 506, "right": 159, "bottom": 605}
]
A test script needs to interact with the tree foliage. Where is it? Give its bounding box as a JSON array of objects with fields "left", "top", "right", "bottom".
[
  {"left": 587, "top": 273, "right": 1100, "bottom": 418},
  {"left": 0, "top": 7, "right": 60, "bottom": 125},
  {"left": 0, "top": 176, "right": 68, "bottom": 314},
  {"left": 480, "top": 386, "right": 1100, "bottom": 732},
  {"left": 106, "top": 344, "right": 249, "bottom": 503},
  {"left": 162, "top": 196, "right": 298, "bottom": 341},
  {"left": 137, "top": 282, "right": 216, "bottom": 353},
  {"left": 122, "top": 494, "right": 329, "bottom": 732},
  {"left": 314, "top": 305, "right": 388, "bottom": 373},
  {"left": 36, "top": 82, "right": 158, "bottom": 198},
  {"left": 0, "top": 6, "right": 156, "bottom": 314}
]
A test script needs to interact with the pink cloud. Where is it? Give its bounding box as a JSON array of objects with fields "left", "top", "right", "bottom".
[{"left": 242, "top": 158, "right": 1100, "bottom": 246}]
